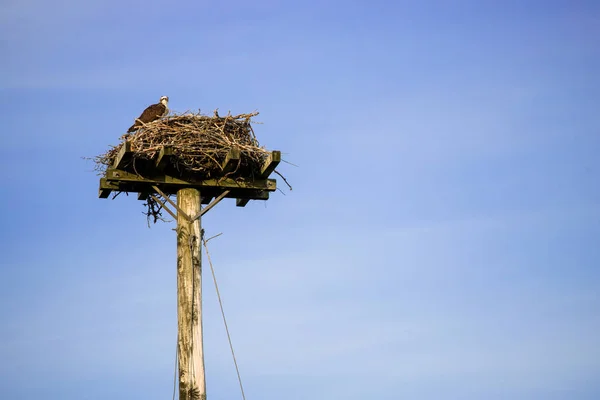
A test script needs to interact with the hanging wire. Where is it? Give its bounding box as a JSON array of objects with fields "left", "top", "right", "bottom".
[
  {"left": 172, "top": 338, "right": 179, "bottom": 400},
  {"left": 202, "top": 237, "right": 247, "bottom": 400}
]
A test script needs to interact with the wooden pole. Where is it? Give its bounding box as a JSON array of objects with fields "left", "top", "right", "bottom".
[{"left": 177, "top": 188, "right": 205, "bottom": 400}]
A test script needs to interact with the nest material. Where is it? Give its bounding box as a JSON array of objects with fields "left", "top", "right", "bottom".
[
  {"left": 95, "top": 111, "right": 269, "bottom": 179},
  {"left": 93, "top": 110, "right": 292, "bottom": 225}
]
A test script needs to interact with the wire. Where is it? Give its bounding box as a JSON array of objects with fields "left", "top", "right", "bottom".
[
  {"left": 172, "top": 337, "right": 179, "bottom": 400},
  {"left": 202, "top": 237, "right": 247, "bottom": 400}
]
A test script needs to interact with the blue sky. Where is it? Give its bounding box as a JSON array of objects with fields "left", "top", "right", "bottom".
[{"left": 1, "top": 0, "right": 599, "bottom": 399}]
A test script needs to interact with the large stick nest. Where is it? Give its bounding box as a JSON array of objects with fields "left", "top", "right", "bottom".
[
  {"left": 93, "top": 110, "right": 292, "bottom": 225},
  {"left": 95, "top": 111, "right": 270, "bottom": 179}
]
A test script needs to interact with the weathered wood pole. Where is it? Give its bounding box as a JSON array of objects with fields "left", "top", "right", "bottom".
[{"left": 177, "top": 188, "right": 205, "bottom": 400}]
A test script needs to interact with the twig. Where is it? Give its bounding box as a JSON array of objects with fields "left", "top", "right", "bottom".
[{"left": 274, "top": 169, "right": 292, "bottom": 191}]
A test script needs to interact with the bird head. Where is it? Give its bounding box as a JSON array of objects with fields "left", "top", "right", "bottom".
[{"left": 160, "top": 96, "right": 169, "bottom": 105}]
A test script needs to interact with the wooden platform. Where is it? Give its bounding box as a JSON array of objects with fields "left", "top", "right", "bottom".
[{"left": 98, "top": 142, "right": 280, "bottom": 207}]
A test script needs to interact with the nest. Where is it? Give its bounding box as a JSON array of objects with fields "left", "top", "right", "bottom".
[
  {"left": 93, "top": 110, "right": 292, "bottom": 225},
  {"left": 94, "top": 111, "right": 270, "bottom": 179}
]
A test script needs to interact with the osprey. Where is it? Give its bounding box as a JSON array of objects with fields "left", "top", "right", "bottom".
[{"left": 127, "top": 96, "right": 169, "bottom": 133}]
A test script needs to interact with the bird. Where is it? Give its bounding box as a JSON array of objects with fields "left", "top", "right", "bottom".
[{"left": 127, "top": 96, "right": 169, "bottom": 133}]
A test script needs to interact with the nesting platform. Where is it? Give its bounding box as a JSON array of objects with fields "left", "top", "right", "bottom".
[{"left": 98, "top": 141, "right": 280, "bottom": 207}]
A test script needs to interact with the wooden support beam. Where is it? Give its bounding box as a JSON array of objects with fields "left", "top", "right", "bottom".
[
  {"left": 194, "top": 190, "right": 230, "bottom": 219},
  {"left": 236, "top": 198, "right": 250, "bottom": 207},
  {"left": 259, "top": 150, "right": 281, "bottom": 178},
  {"left": 112, "top": 141, "right": 133, "bottom": 169},
  {"left": 99, "top": 188, "right": 111, "bottom": 198},
  {"left": 98, "top": 178, "right": 119, "bottom": 198},
  {"left": 239, "top": 190, "right": 268, "bottom": 201},
  {"left": 155, "top": 145, "right": 173, "bottom": 172},
  {"left": 152, "top": 185, "right": 191, "bottom": 221},
  {"left": 221, "top": 147, "right": 241, "bottom": 174},
  {"left": 235, "top": 191, "right": 269, "bottom": 206},
  {"left": 149, "top": 194, "right": 178, "bottom": 221},
  {"left": 137, "top": 192, "right": 149, "bottom": 201},
  {"left": 98, "top": 180, "right": 128, "bottom": 199},
  {"left": 176, "top": 188, "right": 205, "bottom": 400},
  {"left": 99, "top": 178, "right": 271, "bottom": 201},
  {"left": 105, "top": 168, "right": 277, "bottom": 191}
]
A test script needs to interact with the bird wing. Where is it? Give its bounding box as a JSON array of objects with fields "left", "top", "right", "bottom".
[{"left": 137, "top": 103, "right": 166, "bottom": 123}]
